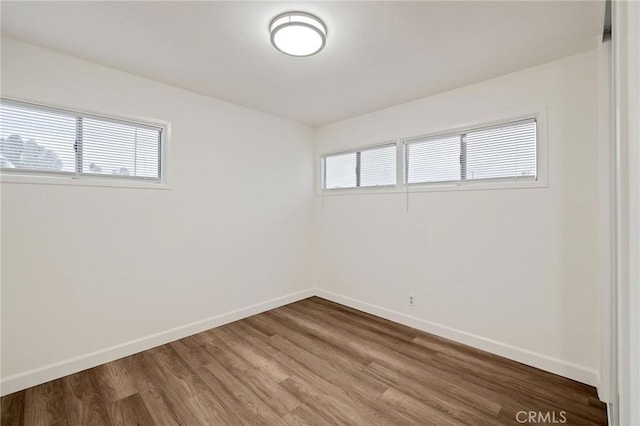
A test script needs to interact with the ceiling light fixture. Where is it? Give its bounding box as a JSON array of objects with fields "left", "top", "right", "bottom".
[{"left": 270, "top": 12, "right": 327, "bottom": 57}]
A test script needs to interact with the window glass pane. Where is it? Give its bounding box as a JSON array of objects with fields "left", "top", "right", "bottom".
[
  {"left": 406, "top": 135, "right": 461, "bottom": 183},
  {"left": 0, "top": 102, "right": 75, "bottom": 172},
  {"left": 82, "top": 118, "right": 159, "bottom": 178},
  {"left": 324, "top": 152, "right": 357, "bottom": 189},
  {"left": 0, "top": 99, "right": 162, "bottom": 181},
  {"left": 360, "top": 145, "right": 396, "bottom": 187},
  {"left": 465, "top": 120, "right": 536, "bottom": 180}
]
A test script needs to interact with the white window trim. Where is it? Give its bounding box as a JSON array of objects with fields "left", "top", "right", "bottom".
[
  {"left": 318, "top": 108, "right": 548, "bottom": 196},
  {"left": 0, "top": 172, "right": 171, "bottom": 190},
  {"left": 0, "top": 97, "right": 171, "bottom": 189},
  {"left": 321, "top": 141, "right": 398, "bottom": 190}
]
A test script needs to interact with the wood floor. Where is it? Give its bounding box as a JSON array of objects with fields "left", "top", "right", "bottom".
[{"left": 1, "top": 297, "right": 606, "bottom": 425}]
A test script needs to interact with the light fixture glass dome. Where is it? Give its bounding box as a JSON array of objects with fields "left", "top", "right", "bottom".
[{"left": 270, "top": 12, "right": 327, "bottom": 57}]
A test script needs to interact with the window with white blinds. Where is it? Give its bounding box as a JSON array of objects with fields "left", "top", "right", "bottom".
[
  {"left": 405, "top": 118, "right": 537, "bottom": 185},
  {"left": 406, "top": 134, "right": 461, "bottom": 184},
  {"left": 323, "top": 143, "right": 396, "bottom": 189},
  {"left": 0, "top": 99, "right": 163, "bottom": 182}
]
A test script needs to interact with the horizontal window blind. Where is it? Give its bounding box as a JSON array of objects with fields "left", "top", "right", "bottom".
[
  {"left": 360, "top": 144, "right": 396, "bottom": 187},
  {"left": 406, "top": 135, "right": 460, "bottom": 184},
  {"left": 0, "top": 99, "right": 163, "bottom": 182},
  {"left": 323, "top": 143, "right": 396, "bottom": 189},
  {"left": 324, "top": 151, "right": 357, "bottom": 189},
  {"left": 0, "top": 103, "right": 76, "bottom": 172},
  {"left": 405, "top": 118, "right": 537, "bottom": 185},
  {"left": 82, "top": 118, "right": 160, "bottom": 178},
  {"left": 465, "top": 119, "right": 536, "bottom": 180}
]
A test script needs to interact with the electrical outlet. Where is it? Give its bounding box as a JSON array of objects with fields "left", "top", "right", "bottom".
[{"left": 408, "top": 294, "right": 415, "bottom": 307}]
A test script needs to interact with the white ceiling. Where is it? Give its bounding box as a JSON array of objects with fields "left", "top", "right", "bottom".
[{"left": 1, "top": 1, "right": 603, "bottom": 127}]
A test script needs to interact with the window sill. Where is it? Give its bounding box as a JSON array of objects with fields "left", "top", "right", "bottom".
[
  {"left": 0, "top": 173, "right": 171, "bottom": 190},
  {"left": 318, "top": 178, "right": 547, "bottom": 196}
]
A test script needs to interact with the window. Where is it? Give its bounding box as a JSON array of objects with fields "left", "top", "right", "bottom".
[
  {"left": 0, "top": 98, "right": 163, "bottom": 182},
  {"left": 406, "top": 134, "right": 461, "bottom": 184},
  {"left": 405, "top": 118, "right": 537, "bottom": 185},
  {"left": 323, "top": 144, "right": 396, "bottom": 189}
]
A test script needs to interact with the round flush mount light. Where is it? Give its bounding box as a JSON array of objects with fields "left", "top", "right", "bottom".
[{"left": 270, "top": 12, "right": 327, "bottom": 57}]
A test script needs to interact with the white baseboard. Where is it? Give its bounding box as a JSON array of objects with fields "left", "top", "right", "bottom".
[
  {"left": 0, "top": 288, "right": 315, "bottom": 396},
  {"left": 314, "top": 288, "right": 599, "bottom": 387}
]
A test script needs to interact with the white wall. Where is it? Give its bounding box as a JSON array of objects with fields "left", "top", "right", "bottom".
[
  {"left": 314, "top": 50, "right": 601, "bottom": 385},
  {"left": 0, "top": 38, "right": 315, "bottom": 393},
  {"left": 0, "top": 37, "right": 605, "bottom": 395}
]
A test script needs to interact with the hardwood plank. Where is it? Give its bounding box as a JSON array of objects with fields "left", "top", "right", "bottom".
[
  {"left": 378, "top": 387, "right": 465, "bottom": 426},
  {"left": 220, "top": 336, "right": 292, "bottom": 383},
  {"left": 198, "top": 332, "right": 301, "bottom": 417},
  {"left": 23, "top": 380, "right": 66, "bottom": 425},
  {"left": 119, "top": 355, "right": 183, "bottom": 426},
  {"left": 125, "top": 351, "right": 202, "bottom": 425},
  {"left": 107, "top": 393, "right": 155, "bottom": 426},
  {"left": 193, "top": 364, "right": 271, "bottom": 425},
  {"left": 169, "top": 339, "right": 211, "bottom": 371},
  {"left": 266, "top": 307, "right": 377, "bottom": 367},
  {"left": 1, "top": 389, "right": 25, "bottom": 426},
  {"left": 365, "top": 362, "right": 504, "bottom": 426},
  {"left": 94, "top": 359, "right": 137, "bottom": 403},
  {"left": 186, "top": 392, "right": 236, "bottom": 425},
  {"left": 200, "top": 357, "right": 284, "bottom": 425},
  {"left": 282, "top": 403, "right": 333, "bottom": 426},
  {"left": 278, "top": 302, "right": 437, "bottom": 363},
  {"left": 268, "top": 334, "right": 388, "bottom": 402},
  {"left": 279, "top": 375, "right": 375, "bottom": 425},
  {"left": 266, "top": 337, "right": 405, "bottom": 425},
  {"left": 61, "top": 370, "right": 112, "bottom": 426}
]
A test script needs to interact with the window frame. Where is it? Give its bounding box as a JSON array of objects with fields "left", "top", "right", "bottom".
[
  {"left": 0, "top": 97, "right": 170, "bottom": 189},
  {"left": 318, "top": 109, "right": 548, "bottom": 195},
  {"left": 321, "top": 141, "right": 398, "bottom": 191},
  {"left": 404, "top": 117, "right": 538, "bottom": 187}
]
